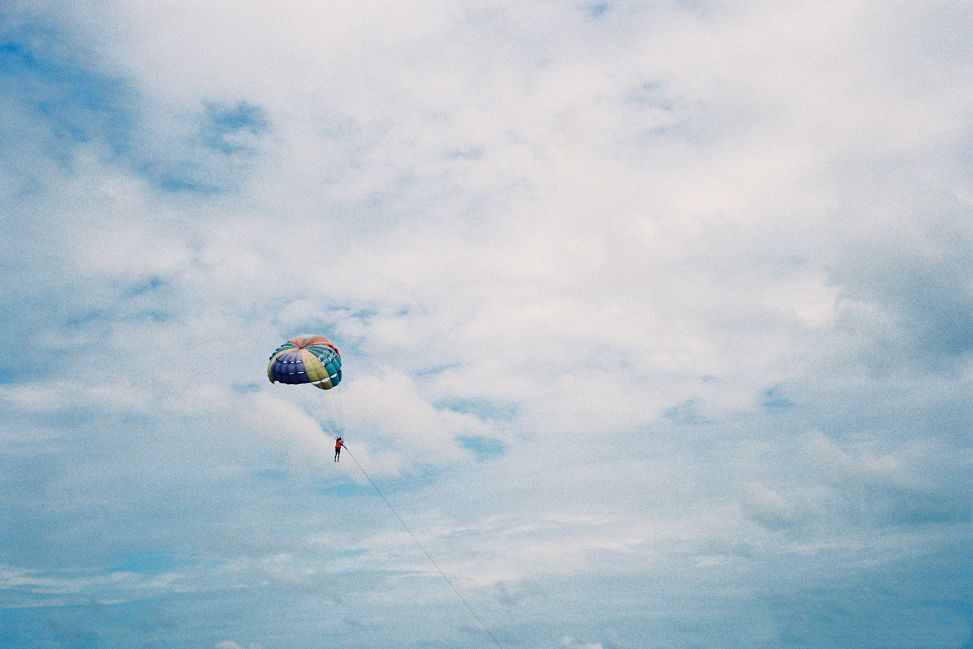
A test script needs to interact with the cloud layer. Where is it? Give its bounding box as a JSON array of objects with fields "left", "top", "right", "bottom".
[{"left": 1, "top": 1, "right": 971, "bottom": 648}]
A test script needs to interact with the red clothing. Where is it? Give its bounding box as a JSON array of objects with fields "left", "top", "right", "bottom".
[{"left": 335, "top": 439, "right": 343, "bottom": 450}]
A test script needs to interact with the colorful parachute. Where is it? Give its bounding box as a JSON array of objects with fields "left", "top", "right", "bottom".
[{"left": 267, "top": 334, "right": 342, "bottom": 390}]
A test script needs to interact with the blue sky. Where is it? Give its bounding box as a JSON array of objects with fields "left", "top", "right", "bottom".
[{"left": 1, "top": 1, "right": 971, "bottom": 648}]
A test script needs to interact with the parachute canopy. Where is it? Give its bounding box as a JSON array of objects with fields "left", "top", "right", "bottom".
[{"left": 267, "top": 334, "right": 342, "bottom": 390}]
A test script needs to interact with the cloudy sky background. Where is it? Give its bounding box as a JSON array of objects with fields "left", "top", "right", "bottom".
[{"left": 1, "top": 1, "right": 972, "bottom": 647}]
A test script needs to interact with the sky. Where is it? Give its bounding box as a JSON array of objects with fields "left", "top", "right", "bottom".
[{"left": 1, "top": 1, "right": 971, "bottom": 648}]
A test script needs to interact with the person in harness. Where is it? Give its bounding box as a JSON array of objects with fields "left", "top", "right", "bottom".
[{"left": 334, "top": 436, "right": 343, "bottom": 462}]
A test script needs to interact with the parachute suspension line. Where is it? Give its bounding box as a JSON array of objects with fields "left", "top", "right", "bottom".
[
  {"left": 307, "top": 388, "right": 342, "bottom": 438},
  {"left": 331, "top": 386, "right": 346, "bottom": 436},
  {"left": 341, "top": 446, "right": 507, "bottom": 649}
]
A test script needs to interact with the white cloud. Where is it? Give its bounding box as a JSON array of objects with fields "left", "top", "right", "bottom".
[
  {"left": 214, "top": 641, "right": 262, "bottom": 649},
  {"left": 1, "top": 1, "right": 971, "bottom": 647},
  {"left": 562, "top": 635, "right": 604, "bottom": 649},
  {"left": 0, "top": 381, "right": 153, "bottom": 414}
]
